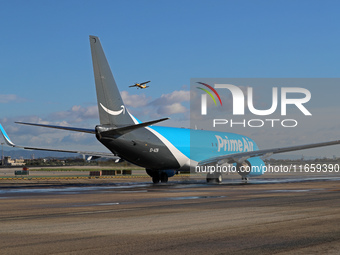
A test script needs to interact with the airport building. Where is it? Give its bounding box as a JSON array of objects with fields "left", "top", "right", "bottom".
[{"left": 4, "top": 156, "right": 26, "bottom": 166}]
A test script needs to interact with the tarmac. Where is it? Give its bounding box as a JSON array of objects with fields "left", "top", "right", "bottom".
[{"left": 0, "top": 169, "right": 339, "bottom": 254}]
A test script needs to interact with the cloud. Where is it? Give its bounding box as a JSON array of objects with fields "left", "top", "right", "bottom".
[
  {"left": 151, "top": 90, "right": 190, "bottom": 105},
  {"left": 121, "top": 91, "right": 151, "bottom": 107},
  {"left": 0, "top": 94, "right": 26, "bottom": 103},
  {"left": 149, "top": 90, "right": 190, "bottom": 115},
  {"left": 50, "top": 105, "right": 99, "bottom": 123},
  {"left": 156, "top": 103, "right": 187, "bottom": 115}
]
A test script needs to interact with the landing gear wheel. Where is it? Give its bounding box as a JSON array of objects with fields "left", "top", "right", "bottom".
[
  {"left": 160, "top": 172, "right": 168, "bottom": 183},
  {"left": 206, "top": 173, "right": 214, "bottom": 183},
  {"left": 216, "top": 173, "right": 222, "bottom": 183},
  {"left": 152, "top": 175, "right": 160, "bottom": 184},
  {"left": 206, "top": 173, "right": 222, "bottom": 183},
  {"left": 241, "top": 177, "right": 249, "bottom": 183}
]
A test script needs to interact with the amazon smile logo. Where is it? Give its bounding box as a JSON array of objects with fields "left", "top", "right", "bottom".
[
  {"left": 100, "top": 103, "right": 125, "bottom": 116},
  {"left": 196, "top": 82, "right": 223, "bottom": 115}
]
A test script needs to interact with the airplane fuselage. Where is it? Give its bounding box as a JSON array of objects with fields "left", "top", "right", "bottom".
[{"left": 96, "top": 125, "right": 259, "bottom": 172}]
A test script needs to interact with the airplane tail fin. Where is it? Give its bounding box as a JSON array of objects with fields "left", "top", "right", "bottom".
[{"left": 89, "top": 35, "right": 137, "bottom": 126}]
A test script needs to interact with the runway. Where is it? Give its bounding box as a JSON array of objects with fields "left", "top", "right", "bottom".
[{"left": 1, "top": 174, "right": 340, "bottom": 254}]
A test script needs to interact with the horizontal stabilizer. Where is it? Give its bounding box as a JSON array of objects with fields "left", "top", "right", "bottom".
[
  {"left": 15, "top": 122, "right": 96, "bottom": 134},
  {"left": 100, "top": 118, "right": 169, "bottom": 137}
]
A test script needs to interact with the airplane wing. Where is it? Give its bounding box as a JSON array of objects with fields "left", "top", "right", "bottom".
[
  {"left": 198, "top": 139, "right": 340, "bottom": 166},
  {"left": 140, "top": 81, "right": 151, "bottom": 85},
  {"left": 15, "top": 122, "right": 96, "bottom": 133},
  {"left": 0, "top": 124, "right": 118, "bottom": 160},
  {"left": 129, "top": 85, "right": 137, "bottom": 87}
]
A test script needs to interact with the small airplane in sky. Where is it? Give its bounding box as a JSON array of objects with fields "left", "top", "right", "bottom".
[{"left": 129, "top": 81, "right": 151, "bottom": 89}]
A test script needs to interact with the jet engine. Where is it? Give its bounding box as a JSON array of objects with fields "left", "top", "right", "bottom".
[{"left": 236, "top": 157, "right": 266, "bottom": 178}]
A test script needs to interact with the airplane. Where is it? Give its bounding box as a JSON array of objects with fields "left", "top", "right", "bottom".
[
  {"left": 129, "top": 81, "right": 151, "bottom": 89},
  {"left": 1, "top": 35, "right": 340, "bottom": 184}
]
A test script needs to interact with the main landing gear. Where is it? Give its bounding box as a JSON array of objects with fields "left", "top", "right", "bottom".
[
  {"left": 147, "top": 169, "right": 176, "bottom": 184},
  {"left": 150, "top": 171, "right": 168, "bottom": 184},
  {"left": 206, "top": 173, "right": 250, "bottom": 184},
  {"left": 206, "top": 172, "right": 222, "bottom": 183},
  {"left": 146, "top": 169, "right": 172, "bottom": 183},
  {"left": 241, "top": 177, "right": 249, "bottom": 183}
]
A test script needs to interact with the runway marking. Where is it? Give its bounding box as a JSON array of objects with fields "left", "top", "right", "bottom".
[
  {"left": 267, "top": 189, "right": 325, "bottom": 193},
  {"left": 165, "top": 195, "right": 226, "bottom": 201},
  {"left": 0, "top": 175, "right": 192, "bottom": 181},
  {"left": 0, "top": 208, "right": 136, "bottom": 221}
]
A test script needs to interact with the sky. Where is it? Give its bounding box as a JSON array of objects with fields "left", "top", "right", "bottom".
[{"left": 1, "top": 0, "right": 340, "bottom": 157}]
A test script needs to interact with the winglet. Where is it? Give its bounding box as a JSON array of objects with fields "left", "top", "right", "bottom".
[{"left": 0, "top": 124, "right": 16, "bottom": 147}]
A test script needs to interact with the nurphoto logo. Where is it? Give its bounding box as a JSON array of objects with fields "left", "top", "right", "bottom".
[{"left": 196, "top": 81, "right": 312, "bottom": 128}]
